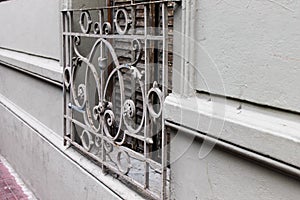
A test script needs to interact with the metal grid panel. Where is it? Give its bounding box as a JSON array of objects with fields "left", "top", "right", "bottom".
[{"left": 61, "top": 1, "right": 179, "bottom": 199}]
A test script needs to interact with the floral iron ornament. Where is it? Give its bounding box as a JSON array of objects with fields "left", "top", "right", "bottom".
[{"left": 62, "top": 1, "right": 179, "bottom": 199}]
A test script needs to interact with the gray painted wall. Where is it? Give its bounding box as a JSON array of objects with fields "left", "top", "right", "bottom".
[
  {"left": 0, "top": 0, "right": 299, "bottom": 199},
  {"left": 0, "top": 0, "right": 60, "bottom": 59},
  {"left": 167, "top": 1, "right": 300, "bottom": 199},
  {"left": 0, "top": 63, "right": 63, "bottom": 135},
  {"left": 173, "top": 0, "right": 300, "bottom": 113},
  {"left": 0, "top": 104, "right": 120, "bottom": 200},
  {"left": 170, "top": 134, "right": 300, "bottom": 200}
]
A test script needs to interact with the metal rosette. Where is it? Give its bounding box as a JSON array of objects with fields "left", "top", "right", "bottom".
[{"left": 94, "top": 135, "right": 102, "bottom": 148}]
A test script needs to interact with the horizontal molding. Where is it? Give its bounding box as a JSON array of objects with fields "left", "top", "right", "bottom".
[
  {"left": 166, "top": 121, "right": 300, "bottom": 180},
  {"left": 0, "top": 93, "right": 144, "bottom": 200},
  {"left": 165, "top": 93, "right": 300, "bottom": 168},
  {"left": 0, "top": 48, "right": 63, "bottom": 86}
]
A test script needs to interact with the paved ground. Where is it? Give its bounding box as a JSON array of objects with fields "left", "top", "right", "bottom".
[{"left": 0, "top": 156, "right": 35, "bottom": 200}]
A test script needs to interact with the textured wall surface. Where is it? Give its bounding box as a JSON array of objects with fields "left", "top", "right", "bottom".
[
  {"left": 0, "top": 64, "right": 63, "bottom": 135},
  {"left": 170, "top": 134, "right": 300, "bottom": 200},
  {"left": 0, "top": 0, "right": 60, "bottom": 59},
  {"left": 1, "top": 0, "right": 300, "bottom": 199},
  {"left": 175, "top": 0, "right": 300, "bottom": 112},
  {"left": 0, "top": 105, "right": 120, "bottom": 200},
  {"left": 168, "top": 1, "right": 300, "bottom": 199}
]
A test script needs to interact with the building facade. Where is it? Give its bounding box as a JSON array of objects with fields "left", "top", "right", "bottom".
[{"left": 0, "top": 0, "right": 300, "bottom": 199}]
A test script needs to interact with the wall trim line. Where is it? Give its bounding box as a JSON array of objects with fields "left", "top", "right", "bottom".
[
  {"left": 166, "top": 120, "right": 300, "bottom": 180},
  {"left": 165, "top": 93, "right": 300, "bottom": 167},
  {"left": 0, "top": 48, "right": 63, "bottom": 87}
]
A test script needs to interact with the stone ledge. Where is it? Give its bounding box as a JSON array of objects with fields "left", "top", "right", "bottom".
[
  {"left": 165, "top": 93, "right": 300, "bottom": 168},
  {"left": 0, "top": 48, "right": 62, "bottom": 86}
]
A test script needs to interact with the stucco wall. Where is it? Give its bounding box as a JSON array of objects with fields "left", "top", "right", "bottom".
[
  {"left": 0, "top": 0, "right": 60, "bottom": 59},
  {"left": 173, "top": 0, "right": 300, "bottom": 113},
  {"left": 0, "top": 0, "right": 299, "bottom": 199},
  {"left": 167, "top": 1, "right": 300, "bottom": 199},
  {"left": 0, "top": 63, "right": 63, "bottom": 135},
  {"left": 0, "top": 102, "right": 120, "bottom": 200},
  {"left": 170, "top": 134, "right": 300, "bottom": 200}
]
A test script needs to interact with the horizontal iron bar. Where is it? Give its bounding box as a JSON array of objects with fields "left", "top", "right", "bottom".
[
  {"left": 64, "top": 115, "right": 99, "bottom": 135},
  {"left": 65, "top": 115, "right": 155, "bottom": 144},
  {"left": 62, "top": 32, "right": 164, "bottom": 41},
  {"left": 64, "top": 136, "right": 160, "bottom": 200},
  {"left": 61, "top": 0, "right": 181, "bottom": 12},
  {"left": 64, "top": 115, "right": 162, "bottom": 170},
  {"left": 68, "top": 103, "right": 85, "bottom": 113}
]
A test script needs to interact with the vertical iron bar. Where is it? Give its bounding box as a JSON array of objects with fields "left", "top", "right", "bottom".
[
  {"left": 180, "top": 0, "right": 186, "bottom": 94},
  {"left": 131, "top": 5, "right": 137, "bottom": 130},
  {"left": 65, "top": 11, "right": 72, "bottom": 145},
  {"left": 161, "top": 2, "right": 169, "bottom": 199},
  {"left": 143, "top": 4, "right": 150, "bottom": 189},
  {"left": 68, "top": 11, "right": 74, "bottom": 142},
  {"left": 99, "top": 8, "right": 107, "bottom": 174},
  {"left": 62, "top": 11, "right": 67, "bottom": 146},
  {"left": 154, "top": 3, "right": 160, "bottom": 81},
  {"left": 99, "top": 9, "right": 104, "bottom": 102}
]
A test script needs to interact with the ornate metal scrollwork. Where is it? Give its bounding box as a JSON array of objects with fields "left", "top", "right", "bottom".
[
  {"left": 93, "top": 22, "right": 101, "bottom": 34},
  {"left": 63, "top": 66, "right": 71, "bottom": 88},
  {"left": 102, "top": 22, "right": 112, "bottom": 35},
  {"left": 128, "top": 39, "right": 142, "bottom": 66},
  {"left": 79, "top": 11, "right": 92, "bottom": 33},
  {"left": 147, "top": 81, "right": 163, "bottom": 119},
  {"left": 81, "top": 130, "right": 94, "bottom": 151},
  {"left": 123, "top": 99, "right": 136, "bottom": 118},
  {"left": 116, "top": 150, "right": 131, "bottom": 175},
  {"left": 62, "top": 1, "right": 175, "bottom": 199},
  {"left": 114, "top": 8, "right": 132, "bottom": 35}
]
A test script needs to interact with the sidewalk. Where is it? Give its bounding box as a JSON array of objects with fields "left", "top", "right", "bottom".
[{"left": 0, "top": 155, "right": 35, "bottom": 200}]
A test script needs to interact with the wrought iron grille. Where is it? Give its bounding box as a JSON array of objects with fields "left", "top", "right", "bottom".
[{"left": 62, "top": 0, "right": 178, "bottom": 199}]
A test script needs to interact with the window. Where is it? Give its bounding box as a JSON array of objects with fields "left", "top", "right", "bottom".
[{"left": 62, "top": 1, "right": 178, "bottom": 198}]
